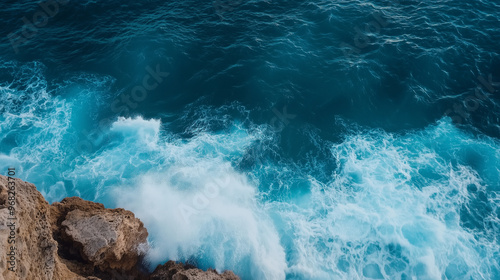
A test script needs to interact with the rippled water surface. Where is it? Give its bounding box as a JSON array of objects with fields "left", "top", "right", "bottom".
[{"left": 0, "top": 0, "right": 499, "bottom": 279}]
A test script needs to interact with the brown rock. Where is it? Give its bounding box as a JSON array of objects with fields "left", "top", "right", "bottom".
[
  {"left": 0, "top": 176, "right": 240, "bottom": 280},
  {"left": 52, "top": 197, "right": 148, "bottom": 271},
  {"left": 0, "top": 176, "right": 89, "bottom": 280},
  {"left": 149, "top": 261, "right": 239, "bottom": 280}
]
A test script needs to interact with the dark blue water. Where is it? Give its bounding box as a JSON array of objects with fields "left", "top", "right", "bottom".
[{"left": 1, "top": 0, "right": 499, "bottom": 279}]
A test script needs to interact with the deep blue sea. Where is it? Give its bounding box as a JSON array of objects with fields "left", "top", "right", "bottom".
[{"left": 1, "top": 0, "right": 500, "bottom": 279}]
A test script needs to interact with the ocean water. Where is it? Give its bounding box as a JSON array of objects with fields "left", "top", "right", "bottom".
[{"left": 1, "top": 0, "right": 500, "bottom": 279}]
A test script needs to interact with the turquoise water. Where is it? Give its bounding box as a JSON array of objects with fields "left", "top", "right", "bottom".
[{"left": 1, "top": 1, "right": 499, "bottom": 279}]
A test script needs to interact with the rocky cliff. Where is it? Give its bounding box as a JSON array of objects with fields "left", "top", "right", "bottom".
[{"left": 0, "top": 175, "right": 239, "bottom": 280}]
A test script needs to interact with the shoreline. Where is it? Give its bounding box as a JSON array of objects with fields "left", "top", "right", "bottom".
[{"left": 0, "top": 175, "right": 239, "bottom": 280}]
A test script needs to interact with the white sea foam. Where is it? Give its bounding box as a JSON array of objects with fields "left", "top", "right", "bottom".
[
  {"left": 107, "top": 116, "right": 288, "bottom": 279},
  {"left": 273, "top": 120, "right": 500, "bottom": 279},
  {"left": 1, "top": 63, "right": 499, "bottom": 279}
]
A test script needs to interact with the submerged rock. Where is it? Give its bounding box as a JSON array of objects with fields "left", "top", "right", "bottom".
[{"left": 0, "top": 176, "right": 239, "bottom": 280}]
